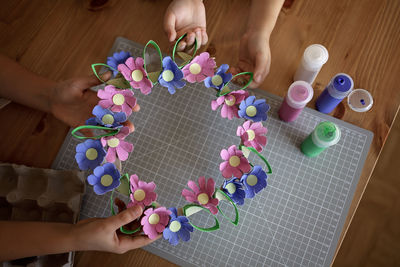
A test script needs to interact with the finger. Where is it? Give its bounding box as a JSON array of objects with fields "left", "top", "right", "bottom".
[
  {"left": 201, "top": 29, "right": 208, "bottom": 45},
  {"left": 186, "top": 32, "right": 196, "bottom": 47},
  {"left": 250, "top": 52, "right": 269, "bottom": 88},
  {"left": 163, "top": 12, "right": 177, "bottom": 42},
  {"left": 194, "top": 30, "right": 202, "bottom": 49},
  {"left": 75, "top": 71, "right": 112, "bottom": 90},
  {"left": 107, "top": 205, "right": 143, "bottom": 229},
  {"left": 133, "top": 104, "right": 140, "bottom": 112},
  {"left": 118, "top": 234, "right": 161, "bottom": 252},
  {"left": 178, "top": 41, "right": 187, "bottom": 51},
  {"left": 122, "top": 121, "right": 135, "bottom": 133}
]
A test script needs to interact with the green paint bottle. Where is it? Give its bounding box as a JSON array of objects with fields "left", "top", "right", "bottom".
[{"left": 301, "top": 121, "right": 341, "bottom": 157}]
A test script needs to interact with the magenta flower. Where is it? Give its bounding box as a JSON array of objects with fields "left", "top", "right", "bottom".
[
  {"left": 118, "top": 57, "right": 153, "bottom": 95},
  {"left": 101, "top": 126, "right": 133, "bottom": 162},
  {"left": 220, "top": 145, "right": 251, "bottom": 179},
  {"left": 182, "top": 52, "right": 216, "bottom": 83},
  {"left": 97, "top": 85, "right": 137, "bottom": 116},
  {"left": 141, "top": 207, "right": 172, "bottom": 239},
  {"left": 237, "top": 121, "right": 268, "bottom": 152},
  {"left": 211, "top": 90, "right": 249, "bottom": 120},
  {"left": 128, "top": 174, "right": 157, "bottom": 209},
  {"left": 181, "top": 176, "right": 219, "bottom": 214}
]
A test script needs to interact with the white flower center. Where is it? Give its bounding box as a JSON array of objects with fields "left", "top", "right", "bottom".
[
  {"left": 162, "top": 70, "right": 174, "bottom": 82},
  {"left": 189, "top": 63, "right": 202, "bottom": 75},
  {"left": 225, "top": 183, "right": 236, "bottom": 194},
  {"left": 148, "top": 213, "right": 160, "bottom": 225},
  {"left": 100, "top": 174, "right": 113, "bottom": 187},
  {"left": 169, "top": 221, "right": 182, "bottom": 232},
  {"left": 225, "top": 95, "right": 236, "bottom": 106},
  {"left": 107, "top": 138, "right": 120, "bottom": 148},
  {"left": 131, "top": 70, "right": 143, "bottom": 82},
  {"left": 133, "top": 189, "right": 146, "bottom": 201},
  {"left": 112, "top": 94, "right": 125, "bottom": 105},
  {"left": 245, "top": 105, "right": 257, "bottom": 117},
  {"left": 102, "top": 114, "right": 114, "bottom": 125},
  {"left": 247, "top": 175, "right": 258, "bottom": 186},
  {"left": 211, "top": 75, "right": 223, "bottom": 86},
  {"left": 197, "top": 193, "right": 209, "bottom": 205},
  {"left": 246, "top": 130, "right": 255, "bottom": 141}
]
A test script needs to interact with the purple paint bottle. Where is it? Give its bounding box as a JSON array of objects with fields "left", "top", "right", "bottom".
[
  {"left": 316, "top": 73, "right": 354, "bottom": 113},
  {"left": 279, "top": 81, "right": 314, "bottom": 122}
]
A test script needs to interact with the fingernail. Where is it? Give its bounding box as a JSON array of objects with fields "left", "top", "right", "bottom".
[{"left": 255, "top": 74, "right": 262, "bottom": 83}]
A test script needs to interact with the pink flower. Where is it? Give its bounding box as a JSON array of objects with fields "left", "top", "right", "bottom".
[
  {"left": 237, "top": 121, "right": 268, "bottom": 152},
  {"left": 141, "top": 207, "right": 171, "bottom": 239},
  {"left": 182, "top": 52, "right": 216, "bottom": 83},
  {"left": 220, "top": 145, "right": 251, "bottom": 179},
  {"left": 118, "top": 57, "right": 153, "bottom": 95},
  {"left": 181, "top": 176, "right": 219, "bottom": 214},
  {"left": 211, "top": 90, "right": 249, "bottom": 120},
  {"left": 101, "top": 126, "right": 133, "bottom": 162},
  {"left": 128, "top": 174, "right": 157, "bottom": 209},
  {"left": 97, "top": 85, "right": 137, "bottom": 116}
]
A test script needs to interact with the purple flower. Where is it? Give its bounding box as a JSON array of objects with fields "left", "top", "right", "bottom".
[
  {"left": 222, "top": 179, "right": 245, "bottom": 205},
  {"left": 87, "top": 163, "right": 121, "bottom": 195},
  {"left": 163, "top": 207, "right": 193, "bottom": 246},
  {"left": 240, "top": 166, "right": 268, "bottom": 198},
  {"left": 238, "top": 96, "right": 270, "bottom": 122},
  {"left": 204, "top": 64, "right": 232, "bottom": 90},
  {"left": 75, "top": 139, "right": 106, "bottom": 170},
  {"left": 158, "top": 56, "right": 186, "bottom": 94},
  {"left": 107, "top": 51, "right": 132, "bottom": 77},
  {"left": 85, "top": 105, "right": 127, "bottom": 128}
]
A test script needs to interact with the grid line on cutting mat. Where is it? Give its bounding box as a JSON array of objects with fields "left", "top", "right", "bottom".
[{"left": 51, "top": 37, "right": 373, "bottom": 267}]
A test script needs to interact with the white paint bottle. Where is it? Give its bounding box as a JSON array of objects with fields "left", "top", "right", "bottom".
[{"left": 294, "top": 44, "right": 329, "bottom": 85}]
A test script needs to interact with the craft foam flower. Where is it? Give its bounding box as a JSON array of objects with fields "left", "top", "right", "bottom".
[
  {"left": 236, "top": 121, "right": 268, "bottom": 152},
  {"left": 219, "top": 145, "right": 251, "bottom": 179},
  {"left": 182, "top": 52, "right": 216, "bottom": 83},
  {"left": 118, "top": 57, "right": 153, "bottom": 95},
  {"left": 204, "top": 64, "right": 232, "bottom": 90},
  {"left": 163, "top": 207, "right": 194, "bottom": 246},
  {"left": 101, "top": 126, "right": 133, "bottom": 162},
  {"left": 128, "top": 174, "right": 157, "bottom": 209},
  {"left": 222, "top": 179, "right": 246, "bottom": 205},
  {"left": 181, "top": 176, "right": 219, "bottom": 214},
  {"left": 238, "top": 96, "right": 270, "bottom": 122},
  {"left": 158, "top": 56, "right": 186, "bottom": 94},
  {"left": 75, "top": 139, "right": 106, "bottom": 170},
  {"left": 107, "top": 51, "right": 132, "bottom": 77},
  {"left": 97, "top": 85, "right": 137, "bottom": 116},
  {"left": 240, "top": 165, "right": 268, "bottom": 198},
  {"left": 211, "top": 90, "right": 249, "bottom": 120},
  {"left": 141, "top": 207, "right": 172, "bottom": 239},
  {"left": 87, "top": 162, "right": 120, "bottom": 195},
  {"left": 86, "top": 105, "right": 127, "bottom": 128}
]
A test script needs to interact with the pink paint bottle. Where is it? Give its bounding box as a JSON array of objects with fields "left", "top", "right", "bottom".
[{"left": 278, "top": 81, "right": 314, "bottom": 122}]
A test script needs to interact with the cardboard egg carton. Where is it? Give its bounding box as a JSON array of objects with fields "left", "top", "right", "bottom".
[{"left": 0, "top": 163, "right": 85, "bottom": 267}]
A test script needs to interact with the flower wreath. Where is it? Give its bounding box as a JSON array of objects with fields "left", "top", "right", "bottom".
[{"left": 71, "top": 35, "right": 273, "bottom": 246}]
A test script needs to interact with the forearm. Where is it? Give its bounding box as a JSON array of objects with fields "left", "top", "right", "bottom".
[
  {"left": 247, "top": 0, "right": 284, "bottom": 36},
  {"left": 0, "top": 54, "right": 56, "bottom": 112},
  {"left": 0, "top": 221, "right": 77, "bottom": 261}
]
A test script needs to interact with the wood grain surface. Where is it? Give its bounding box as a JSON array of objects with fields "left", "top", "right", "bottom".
[{"left": 0, "top": 0, "right": 399, "bottom": 266}]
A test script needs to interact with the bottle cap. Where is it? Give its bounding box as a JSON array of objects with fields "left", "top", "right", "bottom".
[
  {"left": 347, "top": 89, "right": 373, "bottom": 112},
  {"left": 312, "top": 121, "right": 341, "bottom": 148},
  {"left": 303, "top": 44, "right": 329, "bottom": 70},
  {"left": 327, "top": 73, "right": 354, "bottom": 99},
  {"left": 286, "top": 81, "right": 314, "bottom": 109}
]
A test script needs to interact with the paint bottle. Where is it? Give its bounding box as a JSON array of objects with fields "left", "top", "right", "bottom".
[
  {"left": 316, "top": 73, "right": 354, "bottom": 114},
  {"left": 301, "top": 121, "right": 341, "bottom": 157},
  {"left": 279, "top": 81, "right": 313, "bottom": 122},
  {"left": 294, "top": 44, "right": 329, "bottom": 85}
]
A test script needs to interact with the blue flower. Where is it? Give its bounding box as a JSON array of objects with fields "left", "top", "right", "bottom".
[
  {"left": 107, "top": 51, "right": 132, "bottom": 77},
  {"left": 87, "top": 163, "right": 121, "bottom": 195},
  {"left": 240, "top": 166, "right": 268, "bottom": 198},
  {"left": 163, "top": 207, "right": 193, "bottom": 246},
  {"left": 238, "top": 96, "right": 270, "bottom": 122},
  {"left": 75, "top": 139, "right": 106, "bottom": 170},
  {"left": 222, "top": 178, "right": 246, "bottom": 205},
  {"left": 85, "top": 105, "right": 127, "bottom": 128},
  {"left": 158, "top": 56, "right": 186, "bottom": 94},
  {"left": 204, "top": 64, "right": 232, "bottom": 90}
]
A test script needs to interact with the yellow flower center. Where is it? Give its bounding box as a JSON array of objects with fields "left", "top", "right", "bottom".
[
  {"left": 245, "top": 105, "right": 257, "bottom": 117},
  {"left": 107, "top": 138, "right": 120, "bottom": 148},
  {"left": 246, "top": 130, "right": 255, "bottom": 141},
  {"left": 229, "top": 156, "right": 240, "bottom": 167},
  {"left": 100, "top": 174, "right": 113, "bottom": 187},
  {"left": 197, "top": 193, "right": 209, "bottom": 205},
  {"left": 189, "top": 63, "right": 202, "bottom": 75},
  {"left": 225, "top": 183, "right": 236, "bottom": 194},
  {"left": 211, "top": 75, "right": 223, "bottom": 86},
  {"left": 247, "top": 175, "right": 258, "bottom": 186},
  {"left": 169, "top": 221, "right": 182, "bottom": 232},
  {"left": 162, "top": 70, "right": 174, "bottom": 82},
  {"left": 102, "top": 114, "right": 114, "bottom": 125},
  {"left": 112, "top": 94, "right": 125, "bottom": 105},
  {"left": 225, "top": 95, "right": 236, "bottom": 106},
  {"left": 148, "top": 213, "right": 160, "bottom": 225},
  {"left": 85, "top": 148, "right": 98, "bottom": 160},
  {"left": 133, "top": 189, "right": 146, "bottom": 201},
  {"left": 131, "top": 70, "right": 143, "bottom": 82}
]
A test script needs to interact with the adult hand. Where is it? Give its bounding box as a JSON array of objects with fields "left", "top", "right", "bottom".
[
  {"left": 73, "top": 205, "right": 159, "bottom": 253},
  {"left": 231, "top": 31, "right": 271, "bottom": 88},
  {"left": 164, "top": 0, "right": 208, "bottom": 51}
]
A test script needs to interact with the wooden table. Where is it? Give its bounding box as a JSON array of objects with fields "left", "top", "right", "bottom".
[{"left": 1, "top": 0, "right": 399, "bottom": 266}]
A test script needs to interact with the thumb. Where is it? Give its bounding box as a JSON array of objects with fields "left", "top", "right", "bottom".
[
  {"left": 108, "top": 205, "right": 143, "bottom": 229},
  {"left": 75, "top": 71, "right": 112, "bottom": 89},
  {"left": 253, "top": 52, "right": 268, "bottom": 86},
  {"left": 164, "top": 12, "right": 177, "bottom": 42}
]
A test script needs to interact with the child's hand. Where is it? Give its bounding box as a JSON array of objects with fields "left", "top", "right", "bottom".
[
  {"left": 164, "top": 0, "right": 208, "bottom": 51},
  {"left": 49, "top": 72, "right": 138, "bottom": 131},
  {"left": 73, "top": 205, "right": 159, "bottom": 253},
  {"left": 231, "top": 31, "right": 271, "bottom": 88}
]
